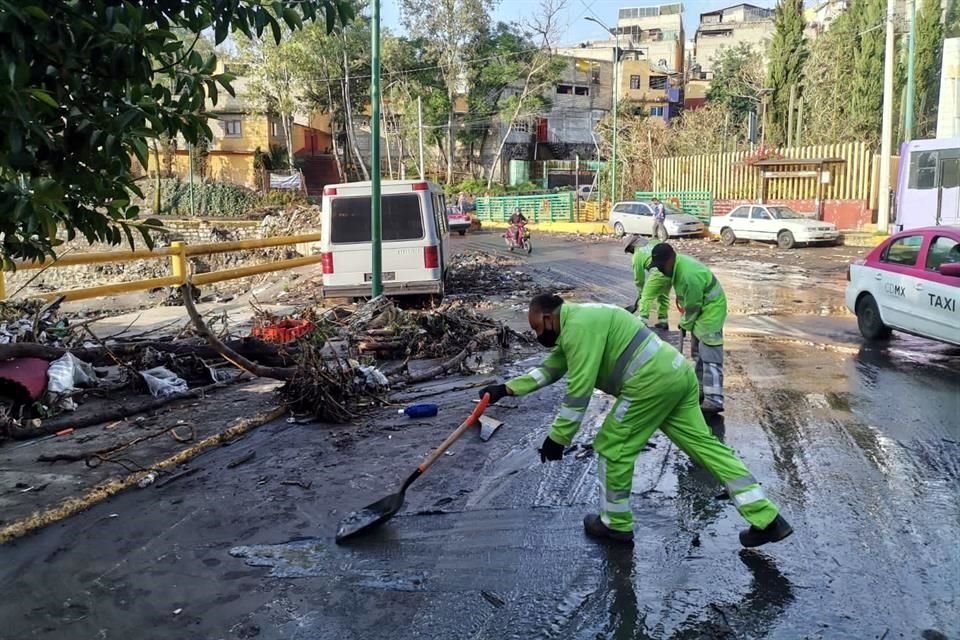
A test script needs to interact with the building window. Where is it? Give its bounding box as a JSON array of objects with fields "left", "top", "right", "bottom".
[
  {"left": 649, "top": 106, "right": 665, "bottom": 117},
  {"left": 223, "top": 119, "right": 242, "bottom": 137},
  {"left": 630, "top": 75, "right": 642, "bottom": 90},
  {"left": 513, "top": 120, "right": 530, "bottom": 133},
  {"left": 271, "top": 120, "right": 281, "bottom": 137},
  {"left": 557, "top": 84, "right": 589, "bottom": 96},
  {"left": 649, "top": 76, "right": 667, "bottom": 90}
]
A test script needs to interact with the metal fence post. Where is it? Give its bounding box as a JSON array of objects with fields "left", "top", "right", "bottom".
[{"left": 169, "top": 241, "right": 188, "bottom": 285}]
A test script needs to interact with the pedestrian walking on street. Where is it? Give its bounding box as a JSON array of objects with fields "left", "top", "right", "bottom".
[
  {"left": 650, "top": 243, "right": 727, "bottom": 414},
  {"left": 479, "top": 294, "right": 793, "bottom": 547},
  {"left": 651, "top": 197, "right": 667, "bottom": 241},
  {"left": 622, "top": 234, "right": 671, "bottom": 330}
]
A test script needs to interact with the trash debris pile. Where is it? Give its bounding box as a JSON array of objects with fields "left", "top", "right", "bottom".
[
  {"left": 445, "top": 252, "right": 536, "bottom": 297},
  {"left": 277, "top": 297, "right": 528, "bottom": 422}
]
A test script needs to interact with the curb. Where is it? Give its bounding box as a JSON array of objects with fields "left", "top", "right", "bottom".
[
  {"left": 480, "top": 221, "right": 611, "bottom": 235},
  {"left": 0, "top": 405, "right": 286, "bottom": 545}
]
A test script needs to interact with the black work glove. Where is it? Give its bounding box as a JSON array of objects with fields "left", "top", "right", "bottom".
[
  {"left": 539, "top": 435, "right": 565, "bottom": 463},
  {"left": 479, "top": 384, "right": 508, "bottom": 405}
]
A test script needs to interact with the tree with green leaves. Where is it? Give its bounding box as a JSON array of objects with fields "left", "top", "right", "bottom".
[
  {"left": 399, "top": 0, "right": 500, "bottom": 184},
  {"left": 705, "top": 43, "right": 765, "bottom": 130},
  {"left": 0, "top": 0, "right": 352, "bottom": 265},
  {"left": 849, "top": 0, "right": 885, "bottom": 142},
  {"left": 799, "top": 9, "right": 860, "bottom": 144},
  {"left": 913, "top": 0, "right": 945, "bottom": 138},
  {"left": 766, "top": 0, "right": 807, "bottom": 146}
]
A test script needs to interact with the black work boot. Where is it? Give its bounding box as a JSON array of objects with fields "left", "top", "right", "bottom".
[
  {"left": 739, "top": 514, "right": 794, "bottom": 548},
  {"left": 583, "top": 514, "right": 634, "bottom": 545},
  {"left": 654, "top": 321, "right": 669, "bottom": 330}
]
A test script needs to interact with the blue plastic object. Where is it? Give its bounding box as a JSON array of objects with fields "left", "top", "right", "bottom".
[{"left": 399, "top": 404, "right": 439, "bottom": 418}]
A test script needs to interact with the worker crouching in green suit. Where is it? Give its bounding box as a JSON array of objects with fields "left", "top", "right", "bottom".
[
  {"left": 480, "top": 294, "right": 793, "bottom": 547},
  {"left": 622, "top": 235, "right": 671, "bottom": 330}
]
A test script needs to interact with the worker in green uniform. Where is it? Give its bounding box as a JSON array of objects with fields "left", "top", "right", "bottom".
[
  {"left": 650, "top": 243, "right": 726, "bottom": 414},
  {"left": 622, "top": 235, "right": 671, "bottom": 329},
  {"left": 479, "top": 294, "right": 793, "bottom": 547}
]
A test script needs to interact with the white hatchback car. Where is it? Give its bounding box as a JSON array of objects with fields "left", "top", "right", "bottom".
[
  {"left": 846, "top": 226, "right": 960, "bottom": 345},
  {"left": 709, "top": 204, "right": 839, "bottom": 249},
  {"left": 610, "top": 201, "right": 705, "bottom": 240}
]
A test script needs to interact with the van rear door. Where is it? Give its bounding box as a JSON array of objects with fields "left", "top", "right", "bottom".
[{"left": 328, "top": 193, "right": 435, "bottom": 284}]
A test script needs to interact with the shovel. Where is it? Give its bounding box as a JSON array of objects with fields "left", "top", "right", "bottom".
[{"left": 335, "top": 394, "right": 491, "bottom": 544}]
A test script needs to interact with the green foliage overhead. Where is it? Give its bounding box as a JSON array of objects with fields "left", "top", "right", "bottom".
[
  {"left": 914, "top": 0, "right": 945, "bottom": 137},
  {"left": 0, "top": 0, "right": 352, "bottom": 265},
  {"left": 766, "top": 0, "right": 808, "bottom": 145},
  {"left": 705, "top": 43, "right": 765, "bottom": 127}
]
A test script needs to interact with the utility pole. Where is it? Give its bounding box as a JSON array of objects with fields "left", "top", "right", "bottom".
[
  {"left": 370, "top": 0, "right": 383, "bottom": 297},
  {"left": 417, "top": 96, "right": 425, "bottom": 180},
  {"left": 904, "top": 0, "right": 917, "bottom": 140},
  {"left": 877, "top": 0, "right": 896, "bottom": 232}
]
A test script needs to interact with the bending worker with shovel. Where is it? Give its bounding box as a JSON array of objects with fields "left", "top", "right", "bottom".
[{"left": 480, "top": 294, "right": 792, "bottom": 547}]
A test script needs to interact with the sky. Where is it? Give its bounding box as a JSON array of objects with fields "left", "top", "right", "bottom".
[{"left": 379, "top": 0, "right": 778, "bottom": 47}]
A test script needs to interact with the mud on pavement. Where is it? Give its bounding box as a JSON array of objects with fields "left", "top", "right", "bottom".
[{"left": 1, "top": 232, "right": 957, "bottom": 640}]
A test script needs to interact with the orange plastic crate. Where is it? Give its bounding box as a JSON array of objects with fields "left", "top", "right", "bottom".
[{"left": 251, "top": 319, "right": 315, "bottom": 344}]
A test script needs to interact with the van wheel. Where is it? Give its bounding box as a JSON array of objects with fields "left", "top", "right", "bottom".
[
  {"left": 613, "top": 222, "right": 625, "bottom": 237},
  {"left": 458, "top": 230, "right": 466, "bottom": 236},
  {"left": 777, "top": 230, "right": 796, "bottom": 249},
  {"left": 720, "top": 228, "right": 736, "bottom": 246},
  {"left": 856, "top": 294, "right": 891, "bottom": 341}
]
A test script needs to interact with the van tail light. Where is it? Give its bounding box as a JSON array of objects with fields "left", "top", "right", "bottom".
[
  {"left": 323, "top": 186, "right": 337, "bottom": 196},
  {"left": 321, "top": 252, "right": 334, "bottom": 274},
  {"left": 412, "top": 181, "right": 429, "bottom": 192},
  {"left": 424, "top": 245, "right": 440, "bottom": 269}
]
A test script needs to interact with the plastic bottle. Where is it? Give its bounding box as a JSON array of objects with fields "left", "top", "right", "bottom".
[
  {"left": 138, "top": 471, "right": 158, "bottom": 488},
  {"left": 399, "top": 404, "right": 439, "bottom": 418}
]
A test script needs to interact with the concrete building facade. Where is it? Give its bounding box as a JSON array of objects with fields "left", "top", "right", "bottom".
[{"left": 692, "top": 3, "right": 775, "bottom": 79}]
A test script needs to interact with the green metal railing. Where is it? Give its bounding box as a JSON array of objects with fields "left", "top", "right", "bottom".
[
  {"left": 635, "top": 190, "right": 714, "bottom": 223},
  {"left": 475, "top": 192, "right": 576, "bottom": 223}
]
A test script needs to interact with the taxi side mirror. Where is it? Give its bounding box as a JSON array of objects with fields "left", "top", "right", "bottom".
[{"left": 939, "top": 263, "right": 960, "bottom": 278}]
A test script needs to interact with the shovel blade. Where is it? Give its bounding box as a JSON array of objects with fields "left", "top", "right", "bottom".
[
  {"left": 335, "top": 491, "right": 405, "bottom": 544},
  {"left": 478, "top": 416, "right": 503, "bottom": 442}
]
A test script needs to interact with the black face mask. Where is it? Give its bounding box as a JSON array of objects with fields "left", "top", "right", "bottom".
[{"left": 537, "top": 322, "right": 559, "bottom": 348}]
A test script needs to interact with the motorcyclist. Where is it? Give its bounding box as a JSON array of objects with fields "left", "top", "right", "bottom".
[{"left": 508, "top": 207, "right": 528, "bottom": 245}]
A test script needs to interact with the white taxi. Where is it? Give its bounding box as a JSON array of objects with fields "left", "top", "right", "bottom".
[{"left": 846, "top": 226, "right": 960, "bottom": 345}]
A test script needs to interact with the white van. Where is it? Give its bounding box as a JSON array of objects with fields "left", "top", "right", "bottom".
[{"left": 319, "top": 180, "right": 451, "bottom": 299}]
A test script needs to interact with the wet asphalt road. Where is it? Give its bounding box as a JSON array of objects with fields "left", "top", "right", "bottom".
[{"left": 1, "top": 233, "right": 958, "bottom": 640}]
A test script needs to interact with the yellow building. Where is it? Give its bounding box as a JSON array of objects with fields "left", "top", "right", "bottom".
[
  {"left": 144, "top": 67, "right": 333, "bottom": 190},
  {"left": 619, "top": 59, "right": 681, "bottom": 121}
]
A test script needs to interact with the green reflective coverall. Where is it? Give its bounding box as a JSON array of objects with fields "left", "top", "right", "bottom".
[
  {"left": 671, "top": 254, "right": 727, "bottom": 409},
  {"left": 631, "top": 241, "right": 671, "bottom": 325},
  {"left": 505, "top": 303, "right": 777, "bottom": 533}
]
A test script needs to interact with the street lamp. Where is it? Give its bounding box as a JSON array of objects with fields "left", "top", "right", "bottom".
[
  {"left": 585, "top": 16, "right": 619, "bottom": 205},
  {"left": 370, "top": 0, "right": 382, "bottom": 296}
]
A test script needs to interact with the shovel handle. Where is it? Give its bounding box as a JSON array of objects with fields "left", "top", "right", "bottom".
[{"left": 416, "top": 394, "right": 490, "bottom": 473}]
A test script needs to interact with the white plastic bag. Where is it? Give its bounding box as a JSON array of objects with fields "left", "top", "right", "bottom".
[
  {"left": 140, "top": 367, "right": 188, "bottom": 398},
  {"left": 47, "top": 353, "right": 97, "bottom": 393}
]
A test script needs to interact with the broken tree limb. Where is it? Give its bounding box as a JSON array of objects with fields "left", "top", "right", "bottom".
[
  {"left": 181, "top": 284, "right": 295, "bottom": 381},
  {"left": 9, "top": 375, "right": 250, "bottom": 440},
  {"left": 0, "top": 338, "right": 299, "bottom": 368},
  {"left": 391, "top": 330, "right": 498, "bottom": 385}
]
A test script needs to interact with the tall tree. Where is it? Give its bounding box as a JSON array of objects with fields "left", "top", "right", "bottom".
[
  {"left": 913, "top": 0, "right": 945, "bottom": 138},
  {"left": 235, "top": 33, "right": 300, "bottom": 171},
  {"left": 799, "top": 9, "right": 860, "bottom": 144},
  {"left": 705, "top": 43, "right": 765, "bottom": 130},
  {"left": 0, "top": 0, "right": 352, "bottom": 264},
  {"left": 766, "top": 0, "right": 808, "bottom": 146},
  {"left": 849, "top": 0, "right": 885, "bottom": 142},
  {"left": 486, "top": 0, "right": 567, "bottom": 186},
  {"left": 399, "top": 0, "right": 499, "bottom": 184}
]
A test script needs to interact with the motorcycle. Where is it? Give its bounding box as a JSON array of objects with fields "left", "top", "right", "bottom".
[{"left": 505, "top": 221, "right": 532, "bottom": 254}]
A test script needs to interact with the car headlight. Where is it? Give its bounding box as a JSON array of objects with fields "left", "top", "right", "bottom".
[{"left": 665, "top": 221, "right": 680, "bottom": 231}]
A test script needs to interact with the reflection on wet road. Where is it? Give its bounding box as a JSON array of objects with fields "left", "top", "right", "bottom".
[{"left": 0, "top": 233, "right": 956, "bottom": 640}]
